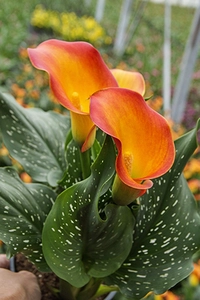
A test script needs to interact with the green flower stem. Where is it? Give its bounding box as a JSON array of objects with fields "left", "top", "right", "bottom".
[
  {"left": 92, "top": 284, "right": 119, "bottom": 299},
  {"left": 59, "top": 279, "right": 80, "bottom": 300},
  {"left": 76, "top": 278, "right": 103, "bottom": 300},
  {"left": 79, "top": 148, "right": 91, "bottom": 179}
]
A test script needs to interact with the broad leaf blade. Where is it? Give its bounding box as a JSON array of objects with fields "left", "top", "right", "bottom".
[
  {"left": 0, "top": 92, "right": 70, "bottom": 185},
  {"left": 58, "top": 139, "right": 82, "bottom": 188},
  {"left": 107, "top": 119, "right": 200, "bottom": 299},
  {"left": 42, "top": 137, "right": 134, "bottom": 287},
  {"left": 85, "top": 203, "right": 134, "bottom": 278},
  {"left": 0, "top": 167, "right": 56, "bottom": 271}
]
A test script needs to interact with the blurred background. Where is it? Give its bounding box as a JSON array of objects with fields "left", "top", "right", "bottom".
[
  {"left": 0, "top": 0, "right": 200, "bottom": 123},
  {"left": 0, "top": 1, "right": 200, "bottom": 299}
]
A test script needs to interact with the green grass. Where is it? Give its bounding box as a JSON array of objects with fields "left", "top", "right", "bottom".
[{"left": 0, "top": 0, "right": 199, "bottom": 96}]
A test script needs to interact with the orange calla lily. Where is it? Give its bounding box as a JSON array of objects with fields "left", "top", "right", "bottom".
[
  {"left": 28, "top": 39, "right": 118, "bottom": 149},
  {"left": 90, "top": 87, "right": 175, "bottom": 205},
  {"left": 111, "top": 69, "right": 145, "bottom": 96}
]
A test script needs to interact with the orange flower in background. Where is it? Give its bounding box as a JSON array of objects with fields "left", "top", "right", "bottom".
[
  {"left": 0, "top": 145, "right": 9, "bottom": 157},
  {"left": 147, "top": 96, "right": 163, "bottom": 112},
  {"left": 154, "top": 291, "right": 180, "bottom": 300},
  {"left": 187, "top": 178, "right": 200, "bottom": 195},
  {"left": 136, "top": 41, "right": 145, "bottom": 53},
  {"left": 192, "top": 261, "right": 200, "bottom": 281},
  {"left": 90, "top": 88, "right": 175, "bottom": 205},
  {"left": 28, "top": 39, "right": 118, "bottom": 150},
  {"left": 167, "top": 119, "right": 185, "bottom": 141},
  {"left": 22, "top": 63, "right": 33, "bottom": 74},
  {"left": 184, "top": 158, "right": 200, "bottom": 179},
  {"left": 19, "top": 47, "right": 28, "bottom": 59},
  {"left": 25, "top": 80, "right": 34, "bottom": 90},
  {"left": 20, "top": 172, "right": 32, "bottom": 183}
]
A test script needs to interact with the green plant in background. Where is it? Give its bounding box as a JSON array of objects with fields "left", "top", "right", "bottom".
[
  {"left": 0, "top": 39, "right": 199, "bottom": 300},
  {"left": 1, "top": 0, "right": 199, "bottom": 98}
]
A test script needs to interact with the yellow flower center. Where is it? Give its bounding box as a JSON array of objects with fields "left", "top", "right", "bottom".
[
  {"left": 71, "top": 92, "right": 81, "bottom": 110},
  {"left": 124, "top": 152, "right": 134, "bottom": 176}
]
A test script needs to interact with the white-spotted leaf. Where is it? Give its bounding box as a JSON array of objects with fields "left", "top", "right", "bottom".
[
  {"left": 0, "top": 167, "right": 56, "bottom": 271},
  {"left": 58, "top": 139, "right": 82, "bottom": 188},
  {"left": 42, "top": 137, "right": 135, "bottom": 287},
  {"left": 0, "top": 92, "right": 70, "bottom": 185},
  {"left": 106, "top": 119, "right": 200, "bottom": 299}
]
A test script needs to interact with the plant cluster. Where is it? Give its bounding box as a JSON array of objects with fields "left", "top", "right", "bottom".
[
  {"left": 145, "top": 256, "right": 200, "bottom": 300},
  {"left": 0, "top": 39, "right": 199, "bottom": 300},
  {"left": 1, "top": 45, "right": 200, "bottom": 215},
  {"left": 0, "top": 2, "right": 200, "bottom": 300},
  {"left": 31, "top": 5, "right": 112, "bottom": 47}
]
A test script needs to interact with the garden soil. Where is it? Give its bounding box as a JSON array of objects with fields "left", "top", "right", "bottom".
[{"left": 15, "top": 253, "right": 105, "bottom": 300}]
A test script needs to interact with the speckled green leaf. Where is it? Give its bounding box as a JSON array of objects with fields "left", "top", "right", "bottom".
[
  {"left": 59, "top": 131, "right": 106, "bottom": 189},
  {"left": 107, "top": 119, "right": 200, "bottom": 299},
  {"left": 0, "top": 167, "right": 56, "bottom": 271},
  {"left": 42, "top": 137, "right": 135, "bottom": 287},
  {"left": 0, "top": 92, "right": 70, "bottom": 185},
  {"left": 58, "top": 139, "right": 82, "bottom": 188}
]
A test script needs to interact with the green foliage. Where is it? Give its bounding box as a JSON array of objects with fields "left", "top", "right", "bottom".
[
  {"left": 0, "top": 92, "right": 70, "bottom": 185},
  {"left": 39, "top": 0, "right": 94, "bottom": 16},
  {"left": 0, "top": 0, "right": 37, "bottom": 84},
  {"left": 1, "top": 0, "right": 199, "bottom": 96},
  {"left": 107, "top": 120, "right": 200, "bottom": 299},
  {"left": 0, "top": 2, "right": 200, "bottom": 296},
  {"left": 0, "top": 167, "right": 56, "bottom": 271},
  {"left": 0, "top": 0, "right": 94, "bottom": 86},
  {"left": 0, "top": 89, "right": 200, "bottom": 299},
  {"left": 43, "top": 136, "right": 134, "bottom": 287}
]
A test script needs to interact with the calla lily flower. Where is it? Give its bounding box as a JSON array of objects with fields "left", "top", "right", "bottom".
[
  {"left": 90, "top": 87, "right": 175, "bottom": 205},
  {"left": 28, "top": 39, "right": 118, "bottom": 150},
  {"left": 111, "top": 69, "right": 145, "bottom": 96}
]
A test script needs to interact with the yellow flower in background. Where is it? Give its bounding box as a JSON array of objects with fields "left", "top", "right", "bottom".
[
  {"left": 187, "top": 178, "right": 200, "bottom": 194},
  {"left": 147, "top": 95, "right": 163, "bottom": 112},
  {"left": 0, "top": 146, "right": 9, "bottom": 157},
  {"left": 155, "top": 291, "right": 180, "bottom": 300},
  {"left": 189, "top": 273, "right": 199, "bottom": 286},
  {"left": 30, "top": 5, "right": 111, "bottom": 46},
  {"left": 184, "top": 158, "right": 200, "bottom": 179}
]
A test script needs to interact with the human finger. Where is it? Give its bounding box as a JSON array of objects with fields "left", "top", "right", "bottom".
[{"left": 0, "top": 254, "right": 10, "bottom": 269}]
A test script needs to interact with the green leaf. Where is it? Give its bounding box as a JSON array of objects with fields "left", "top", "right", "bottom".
[
  {"left": 0, "top": 92, "right": 70, "bottom": 185},
  {"left": 42, "top": 136, "right": 135, "bottom": 287},
  {"left": 107, "top": 119, "right": 200, "bottom": 299},
  {"left": 59, "top": 139, "right": 82, "bottom": 188},
  {"left": 60, "top": 131, "right": 107, "bottom": 188},
  {"left": 0, "top": 167, "right": 56, "bottom": 271},
  {"left": 112, "top": 292, "right": 128, "bottom": 300}
]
